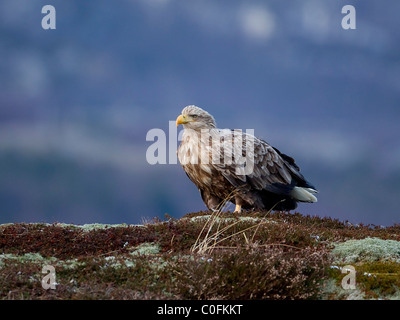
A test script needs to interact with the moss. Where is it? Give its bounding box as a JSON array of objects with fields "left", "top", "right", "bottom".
[
  {"left": 356, "top": 261, "right": 400, "bottom": 297},
  {"left": 326, "top": 260, "right": 400, "bottom": 300}
]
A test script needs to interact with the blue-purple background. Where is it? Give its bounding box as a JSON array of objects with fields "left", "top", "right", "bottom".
[{"left": 1, "top": 0, "right": 399, "bottom": 226}]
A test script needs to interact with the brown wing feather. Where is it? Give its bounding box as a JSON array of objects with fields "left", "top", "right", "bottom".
[{"left": 211, "top": 131, "right": 303, "bottom": 195}]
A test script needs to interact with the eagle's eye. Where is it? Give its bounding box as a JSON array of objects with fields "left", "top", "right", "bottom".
[{"left": 190, "top": 114, "right": 198, "bottom": 119}]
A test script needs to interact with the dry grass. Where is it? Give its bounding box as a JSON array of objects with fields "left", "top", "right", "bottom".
[{"left": 191, "top": 197, "right": 286, "bottom": 254}]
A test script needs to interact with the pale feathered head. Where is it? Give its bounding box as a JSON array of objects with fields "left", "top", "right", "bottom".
[{"left": 176, "top": 105, "right": 217, "bottom": 131}]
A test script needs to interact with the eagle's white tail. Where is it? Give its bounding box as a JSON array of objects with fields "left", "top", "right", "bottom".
[{"left": 291, "top": 187, "right": 318, "bottom": 203}]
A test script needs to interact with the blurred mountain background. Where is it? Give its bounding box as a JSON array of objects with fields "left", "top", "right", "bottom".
[{"left": 0, "top": 0, "right": 399, "bottom": 226}]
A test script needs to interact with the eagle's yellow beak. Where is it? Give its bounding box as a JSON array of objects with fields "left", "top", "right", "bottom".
[{"left": 176, "top": 114, "right": 190, "bottom": 127}]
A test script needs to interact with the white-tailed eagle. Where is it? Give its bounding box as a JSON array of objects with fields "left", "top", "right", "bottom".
[{"left": 176, "top": 105, "right": 317, "bottom": 213}]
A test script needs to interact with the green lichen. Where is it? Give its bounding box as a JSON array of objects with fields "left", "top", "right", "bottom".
[
  {"left": 57, "top": 223, "right": 140, "bottom": 231},
  {"left": 57, "top": 258, "right": 86, "bottom": 270},
  {"left": 320, "top": 278, "right": 367, "bottom": 300},
  {"left": 184, "top": 215, "right": 275, "bottom": 224},
  {"left": 385, "top": 287, "right": 400, "bottom": 300},
  {"left": 0, "top": 253, "right": 57, "bottom": 268},
  {"left": 129, "top": 242, "right": 161, "bottom": 256},
  {"left": 331, "top": 237, "right": 400, "bottom": 264}
]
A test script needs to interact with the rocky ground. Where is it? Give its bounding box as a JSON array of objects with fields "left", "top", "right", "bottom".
[{"left": 1, "top": 211, "right": 400, "bottom": 300}]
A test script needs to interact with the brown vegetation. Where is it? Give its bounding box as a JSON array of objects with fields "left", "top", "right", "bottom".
[{"left": 0, "top": 211, "right": 399, "bottom": 299}]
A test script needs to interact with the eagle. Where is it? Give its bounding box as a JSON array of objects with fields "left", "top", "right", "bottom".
[{"left": 176, "top": 105, "right": 318, "bottom": 213}]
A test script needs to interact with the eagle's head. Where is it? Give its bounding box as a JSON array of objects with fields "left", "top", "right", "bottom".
[{"left": 176, "top": 105, "right": 216, "bottom": 131}]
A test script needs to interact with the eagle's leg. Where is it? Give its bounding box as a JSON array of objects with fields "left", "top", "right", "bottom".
[
  {"left": 234, "top": 204, "right": 242, "bottom": 213},
  {"left": 233, "top": 196, "right": 242, "bottom": 214}
]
